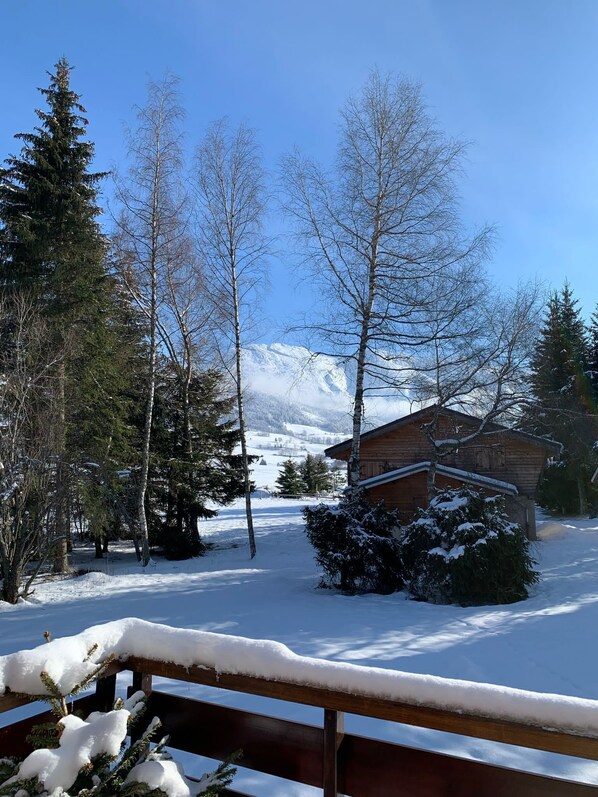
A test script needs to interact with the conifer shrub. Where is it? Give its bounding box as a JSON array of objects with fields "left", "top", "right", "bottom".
[
  {"left": 276, "top": 459, "right": 306, "bottom": 497},
  {"left": 303, "top": 490, "right": 402, "bottom": 594},
  {"left": 400, "top": 487, "right": 539, "bottom": 606}
]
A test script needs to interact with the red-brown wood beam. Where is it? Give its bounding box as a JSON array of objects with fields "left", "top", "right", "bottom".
[{"left": 323, "top": 709, "right": 345, "bottom": 796}]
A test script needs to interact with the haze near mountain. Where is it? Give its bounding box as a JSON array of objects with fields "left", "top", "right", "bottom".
[{"left": 243, "top": 343, "right": 409, "bottom": 435}]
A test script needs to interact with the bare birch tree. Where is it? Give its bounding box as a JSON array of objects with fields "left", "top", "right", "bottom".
[
  {"left": 113, "top": 75, "right": 186, "bottom": 566},
  {"left": 282, "top": 70, "right": 492, "bottom": 489},
  {"left": 0, "top": 293, "right": 60, "bottom": 603},
  {"left": 194, "top": 120, "right": 268, "bottom": 559},
  {"left": 409, "top": 280, "right": 545, "bottom": 496}
]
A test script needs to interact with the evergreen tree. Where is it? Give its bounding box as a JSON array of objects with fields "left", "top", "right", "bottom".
[
  {"left": 150, "top": 365, "right": 245, "bottom": 559},
  {"left": 526, "top": 284, "right": 598, "bottom": 514},
  {"left": 401, "top": 488, "right": 538, "bottom": 605},
  {"left": 588, "top": 304, "right": 598, "bottom": 404},
  {"left": 301, "top": 453, "right": 334, "bottom": 494},
  {"left": 0, "top": 60, "right": 138, "bottom": 565},
  {"left": 304, "top": 489, "right": 402, "bottom": 594},
  {"left": 276, "top": 460, "right": 307, "bottom": 497},
  {"left": 0, "top": 58, "right": 106, "bottom": 298}
]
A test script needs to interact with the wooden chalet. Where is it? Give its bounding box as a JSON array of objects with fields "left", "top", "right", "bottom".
[{"left": 325, "top": 406, "right": 562, "bottom": 539}]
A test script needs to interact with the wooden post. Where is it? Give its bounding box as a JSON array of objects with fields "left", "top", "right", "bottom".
[
  {"left": 127, "top": 670, "right": 153, "bottom": 743},
  {"left": 94, "top": 673, "right": 117, "bottom": 712},
  {"left": 128, "top": 669, "right": 153, "bottom": 698},
  {"left": 323, "top": 708, "right": 344, "bottom": 796}
]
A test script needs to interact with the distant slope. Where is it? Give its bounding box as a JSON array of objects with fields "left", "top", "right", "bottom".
[
  {"left": 243, "top": 343, "right": 353, "bottom": 433},
  {"left": 242, "top": 342, "right": 410, "bottom": 435}
]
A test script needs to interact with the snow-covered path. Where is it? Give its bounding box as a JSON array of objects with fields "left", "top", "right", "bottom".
[{"left": 2, "top": 499, "right": 598, "bottom": 793}]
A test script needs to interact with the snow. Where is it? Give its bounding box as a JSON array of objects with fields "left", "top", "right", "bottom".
[
  {"left": 359, "top": 461, "right": 518, "bottom": 495},
  {"left": 125, "top": 760, "right": 196, "bottom": 797},
  {"left": 5, "top": 615, "right": 598, "bottom": 736},
  {"left": 3, "top": 500, "right": 598, "bottom": 793},
  {"left": 429, "top": 545, "right": 466, "bottom": 560},
  {"left": 242, "top": 343, "right": 410, "bottom": 434},
  {"left": 432, "top": 495, "right": 469, "bottom": 511},
  {"left": 8, "top": 708, "right": 131, "bottom": 792}
]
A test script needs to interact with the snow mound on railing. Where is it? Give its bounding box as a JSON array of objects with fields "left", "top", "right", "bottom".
[{"left": 2, "top": 617, "right": 598, "bottom": 738}]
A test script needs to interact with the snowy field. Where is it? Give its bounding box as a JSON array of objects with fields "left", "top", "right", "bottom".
[
  {"left": 246, "top": 427, "right": 345, "bottom": 493},
  {"left": 2, "top": 498, "right": 598, "bottom": 794}
]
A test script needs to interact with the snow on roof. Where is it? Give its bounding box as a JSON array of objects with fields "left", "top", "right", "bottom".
[
  {"left": 359, "top": 461, "right": 518, "bottom": 495},
  {"left": 325, "top": 405, "right": 563, "bottom": 458},
  {"left": 3, "top": 618, "right": 598, "bottom": 737}
]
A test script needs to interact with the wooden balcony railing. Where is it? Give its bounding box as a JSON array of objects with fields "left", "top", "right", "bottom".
[{"left": 2, "top": 655, "right": 598, "bottom": 796}]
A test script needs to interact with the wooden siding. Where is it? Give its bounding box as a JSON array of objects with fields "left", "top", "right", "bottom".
[
  {"left": 338, "top": 410, "right": 551, "bottom": 500},
  {"left": 366, "top": 471, "right": 525, "bottom": 525}
]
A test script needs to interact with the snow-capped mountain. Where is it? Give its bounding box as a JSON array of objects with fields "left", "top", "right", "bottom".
[
  {"left": 242, "top": 343, "right": 409, "bottom": 435},
  {"left": 243, "top": 343, "right": 352, "bottom": 433}
]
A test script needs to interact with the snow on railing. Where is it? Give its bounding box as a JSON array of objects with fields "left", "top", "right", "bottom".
[{"left": 2, "top": 618, "right": 598, "bottom": 739}]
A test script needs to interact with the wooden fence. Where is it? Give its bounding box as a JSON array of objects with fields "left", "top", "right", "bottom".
[{"left": 2, "top": 655, "right": 598, "bottom": 796}]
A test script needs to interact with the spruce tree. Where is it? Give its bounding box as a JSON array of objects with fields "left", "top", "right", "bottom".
[
  {"left": 276, "top": 460, "right": 306, "bottom": 497},
  {"left": 0, "top": 58, "right": 106, "bottom": 299},
  {"left": 588, "top": 304, "right": 598, "bottom": 404},
  {"left": 301, "top": 453, "right": 334, "bottom": 494},
  {"left": 526, "top": 284, "right": 598, "bottom": 514},
  {"left": 150, "top": 365, "right": 246, "bottom": 559},
  {"left": 0, "top": 59, "right": 137, "bottom": 565}
]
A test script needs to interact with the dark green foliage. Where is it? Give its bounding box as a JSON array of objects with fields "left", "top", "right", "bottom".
[
  {"left": 26, "top": 722, "right": 61, "bottom": 750},
  {"left": 525, "top": 285, "right": 598, "bottom": 515},
  {"left": 276, "top": 459, "right": 307, "bottom": 496},
  {"left": 537, "top": 461, "right": 587, "bottom": 516},
  {"left": 0, "top": 762, "right": 17, "bottom": 785},
  {"left": 588, "top": 305, "right": 598, "bottom": 402},
  {"left": 151, "top": 366, "right": 245, "bottom": 559},
  {"left": 401, "top": 487, "right": 539, "bottom": 606},
  {"left": 0, "top": 58, "right": 106, "bottom": 297},
  {"left": 0, "top": 60, "right": 141, "bottom": 565},
  {"left": 304, "top": 489, "right": 402, "bottom": 594},
  {"left": 301, "top": 453, "right": 334, "bottom": 494}
]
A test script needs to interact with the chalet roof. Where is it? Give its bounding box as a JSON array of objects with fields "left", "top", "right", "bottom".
[
  {"left": 359, "top": 461, "right": 519, "bottom": 496},
  {"left": 325, "top": 405, "right": 562, "bottom": 459}
]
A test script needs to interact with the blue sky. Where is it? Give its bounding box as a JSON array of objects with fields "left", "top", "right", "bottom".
[{"left": 2, "top": 0, "right": 598, "bottom": 339}]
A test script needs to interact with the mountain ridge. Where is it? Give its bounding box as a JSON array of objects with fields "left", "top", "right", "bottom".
[{"left": 242, "top": 343, "right": 409, "bottom": 435}]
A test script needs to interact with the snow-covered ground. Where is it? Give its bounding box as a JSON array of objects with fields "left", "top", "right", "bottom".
[
  {"left": 2, "top": 500, "right": 598, "bottom": 794},
  {"left": 246, "top": 427, "right": 345, "bottom": 492}
]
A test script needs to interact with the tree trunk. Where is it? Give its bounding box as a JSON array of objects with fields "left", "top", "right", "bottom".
[
  {"left": 348, "top": 191, "right": 381, "bottom": 490},
  {"left": 137, "top": 328, "right": 155, "bottom": 566},
  {"left": 1, "top": 566, "right": 20, "bottom": 604},
  {"left": 348, "top": 318, "right": 369, "bottom": 490},
  {"left": 426, "top": 459, "right": 438, "bottom": 502},
  {"left": 94, "top": 529, "right": 103, "bottom": 559},
  {"left": 232, "top": 268, "right": 256, "bottom": 559},
  {"left": 136, "top": 164, "right": 160, "bottom": 568},
  {"left": 53, "top": 362, "right": 69, "bottom": 574},
  {"left": 181, "top": 352, "right": 195, "bottom": 548},
  {"left": 578, "top": 475, "right": 587, "bottom": 516},
  {"left": 0, "top": 537, "right": 20, "bottom": 604}
]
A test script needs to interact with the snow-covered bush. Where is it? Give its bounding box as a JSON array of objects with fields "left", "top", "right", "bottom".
[
  {"left": 0, "top": 639, "right": 236, "bottom": 797},
  {"left": 400, "top": 487, "right": 539, "bottom": 606},
  {"left": 304, "top": 490, "right": 402, "bottom": 594}
]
